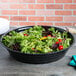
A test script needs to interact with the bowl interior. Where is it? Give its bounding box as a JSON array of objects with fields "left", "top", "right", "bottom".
[{"left": 1, "top": 26, "right": 74, "bottom": 54}]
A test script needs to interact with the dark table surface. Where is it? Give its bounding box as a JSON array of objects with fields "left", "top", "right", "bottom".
[{"left": 0, "top": 27, "right": 76, "bottom": 76}]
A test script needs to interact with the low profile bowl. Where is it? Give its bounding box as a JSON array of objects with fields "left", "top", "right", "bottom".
[{"left": 0, "top": 26, "right": 74, "bottom": 64}]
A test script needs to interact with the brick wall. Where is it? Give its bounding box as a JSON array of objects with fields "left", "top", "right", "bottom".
[{"left": 0, "top": 0, "right": 76, "bottom": 26}]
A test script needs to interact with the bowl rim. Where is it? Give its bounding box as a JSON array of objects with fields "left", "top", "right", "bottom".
[{"left": 0, "top": 25, "right": 75, "bottom": 55}]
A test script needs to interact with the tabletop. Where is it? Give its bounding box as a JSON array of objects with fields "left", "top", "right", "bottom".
[{"left": 0, "top": 27, "right": 76, "bottom": 76}]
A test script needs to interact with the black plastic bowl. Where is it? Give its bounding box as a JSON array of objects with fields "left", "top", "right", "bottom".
[{"left": 0, "top": 26, "right": 74, "bottom": 64}]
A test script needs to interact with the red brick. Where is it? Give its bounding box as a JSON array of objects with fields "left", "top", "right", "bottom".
[
  {"left": 36, "top": 10, "right": 54, "bottom": 15},
  {"left": 2, "top": 10, "right": 18, "bottom": 15},
  {"left": 55, "top": 0, "right": 72, "bottom": 3},
  {"left": 1, "top": 0, "right": 18, "bottom": 2},
  {"left": 28, "top": 4, "right": 44, "bottom": 9},
  {"left": 46, "top": 4, "right": 63, "bottom": 9},
  {"left": 19, "top": 10, "right": 35, "bottom": 15},
  {"left": 28, "top": 17, "right": 44, "bottom": 21},
  {"left": 0, "top": 4, "right": 9, "bottom": 9},
  {"left": 64, "top": 4, "right": 76, "bottom": 9},
  {"left": 55, "top": 11, "right": 72, "bottom": 15},
  {"left": 19, "top": 22, "right": 35, "bottom": 26},
  {"left": 64, "top": 17, "right": 76, "bottom": 21},
  {"left": 73, "top": 11, "right": 76, "bottom": 15},
  {"left": 19, "top": 0, "right": 35, "bottom": 3},
  {"left": 73, "top": 0, "right": 76, "bottom": 3},
  {"left": 10, "top": 16, "right": 26, "bottom": 21},
  {"left": 1, "top": 0, "right": 9, "bottom": 2},
  {"left": 46, "top": 17, "right": 63, "bottom": 21},
  {"left": 72, "top": 23, "right": 76, "bottom": 26},
  {"left": 37, "top": 0, "right": 54, "bottom": 3},
  {"left": 10, "top": 4, "right": 26, "bottom": 9},
  {"left": 8, "top": 0, "right": 18, "bottom": 2},
  {"left": 37, "top": 22, "right": 53, "bottom": 26},
  {"left": 0, "top": 16, "right": 9, "bottom": 20},
  {"left": 10, "top": 22, "right": 19, "bottom": 26},
  {"left": 55, "top": 23, "right": 72, "bottom": 26}
]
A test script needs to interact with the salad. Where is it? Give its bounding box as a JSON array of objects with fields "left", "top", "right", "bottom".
[{"left": 2, "top": 26, "right": 71, "bottom": 54}]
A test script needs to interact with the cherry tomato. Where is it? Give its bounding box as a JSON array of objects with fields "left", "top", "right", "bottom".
[
  {"left": 58, "top": 45, "right": 63, "bottom": 50},
  {"left": 48, "top": 35, "right": 51, "bottom": 37},
  {"left": 32, "top": 48, "right": 35, "bottom": 50},
  {"left": 58, "top": 39, "right": 62, "bottom": 43},
  {"left": 55, "top": 42, "right": 59, "bottom": 44},
  {"left": 24, "top": 34, "right": 28, "bottom": 36}
]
